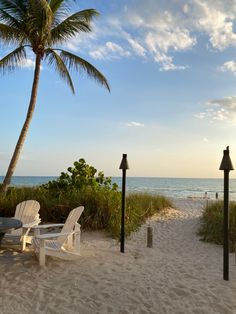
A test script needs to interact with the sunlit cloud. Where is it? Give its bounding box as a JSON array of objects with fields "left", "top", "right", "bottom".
[
  {"left": 121, "top": 5, "right": 196, "bottom": 70},
  {"left": 208, "top": 96, "right": 236, "bottom": 111},
  {"left": 122, "top": 31, "right": 146, "bottom": 57},
  {"left": 126, "top": 121, "right": 145, "bottom": 127},
  {"left": 0, "top": 55, "right": 35, "bottom": 70},
  {"left": 21, "top": 58, "right": 35, "bottom": 69},
  {"left": 194, "top": 0, "right": 236, "bottom": 51},
  {"left": 53, "top": 1, "right": 236, "bottom": 71},
  {"left": 183, "top": 4, "right": 189, "bottom": 14},
  {"left": 203, "top": 138, "right": 209, "bottom": 142},
  {"left": 195, "top": 96, "right": 236, "bottom": 123},
  {"left": 109, "top": 0, "right": 236, "bottom": 68},
  {"left": 89, "top": 41, "right": 131, "bottom": 60},
  {"left": 194, "top": 112, "right": 207, "bottom": 119},
  {"left": 145, "top": 32, "right": 191, "bottom": 71},
  {"left": 220, "top": 60, "right": 236, "bottom": 75}
]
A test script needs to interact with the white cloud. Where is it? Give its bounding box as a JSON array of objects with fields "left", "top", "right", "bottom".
[
  {"left": 63, "top": 20, "right": 102, "bottom": 53},
  {"left": 194, "top": 0, "right": 236, "bottom": 50},
  {"left": 203, "top": 138, "right": 209, "bottom": 142},
  {"left": 208, "top": 96, "right": 236, "bottom": 108},
  {"left": 183, "top": 4, "right": 189, "bottom": 14},
  {"left": 60, "top": 2, "right": 195, "bottom": 70},
  {"left": 220, "top": 60, "right": 236, "bottom": 75},
  {"left": 106, "top": 42, "right": 129, "bottom": 54},
  {"left": 126, "top": 121, "right": 145, "bottom": 127},
  {"left": 127, "top": 37, "right": 146, "bottom": 56},
  {"left": 194, "top": 112, "right": 207, "bottom": 119},
  {"left": 0, "top": 55, "right": 36, "bottom": 70},
  {"left": 21, "top": 58, "right": 35, "bottom": 69},
  {"left": 9, "top": 48, "right": 36, "bottom": 70},
  {"left": 144, "top": 35, "right": 188, "bottom": 70},
  {"left": 144, "top": 17, "right": 196, "bottom": 54},
  {"left": 122, "top": 31, "right": 146, "bottom": 57},
  {"left": 125, "top": 7, "right": 196, "bottom": 70},
  {"left": 60, "top": 1, "right": 236, "bottom": 70},
  {"left": 89, "top": 41, "right": 131, "bottom": 60},
  {"left": 195, "top": 96, "right": 236, "bottom": 123},
  {"left": 120, "top": 0, "right": 236, "bottom": 67}
]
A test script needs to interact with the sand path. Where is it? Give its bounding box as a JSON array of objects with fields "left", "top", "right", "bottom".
[{"left": 0, "top": 199, "right": 236, "bottom": 314}]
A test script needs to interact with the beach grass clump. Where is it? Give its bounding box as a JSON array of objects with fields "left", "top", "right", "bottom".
[
  {"left": 0, "top": 159, "right": 171, "bottom": 238},
  {"left": 0, "top": 187, "right": 171, "bottom": 239},
  {"left": 107, "top": 193, "right": 171, "bottom": 238},
  {"left": 0, "top": 185, "right": 42, "bottom": 217},
  {"left": 198, "top": 201, "right": 236, "bottom": 252}
]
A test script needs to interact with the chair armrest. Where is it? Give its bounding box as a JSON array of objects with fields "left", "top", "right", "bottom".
[
  {"left": 32, "top": 223, "right": 64, "bottom": 229},
  {"left": 23, "top": 220, "right": 41, "bottom": 229},
  {"left": 35, "top": 232, "right": 73, "bottom": 240}
]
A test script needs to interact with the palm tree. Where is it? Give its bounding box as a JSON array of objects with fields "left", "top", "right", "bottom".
[{"left": 0, "top": 0, "right": 110, "bottom": 193}]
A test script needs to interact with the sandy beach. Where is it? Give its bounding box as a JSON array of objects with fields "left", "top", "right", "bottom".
[{"left": 0, "top": 198, "right": 236, "bottom": 314}]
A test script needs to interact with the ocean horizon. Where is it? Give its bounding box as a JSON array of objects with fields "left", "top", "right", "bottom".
[{"left": 1, "top": 176, "right": 236, "bottom": 200}]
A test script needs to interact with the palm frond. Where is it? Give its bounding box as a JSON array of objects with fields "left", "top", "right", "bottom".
[
  {"left": 0, "top": 1, "right": 31, "bottom": 43},
  {"left": 45, "top": 48, "right": 75, "bottom": 93},
  {"left": 26, "top": 0, "right": 53, "bottom": 36},
  {"left": 51, "top": 9, "right": 99, "bottom": 44},
  {"left": 0, "top": 46, "right": 27, "bottom": 74},
  {"left": 0, "top": 2, "right": 110, "bottom": 93},
  {"left": 0, "top": 0, "right": 27, "bottom": 25},
  {"left": 0, "top": 8, "right": 21, "bottom": 28},
  {"left": 49, "top": 0, "right": 68, "bottom": 14},
  {"left": 49, "top": 0, "right": 70, "bottom": 28},
  {"left": 59, "top": 49, "right": 110, "bottom": 91},
  {"left": 0, "top": 23, "right": 22, "bottom": 43}
]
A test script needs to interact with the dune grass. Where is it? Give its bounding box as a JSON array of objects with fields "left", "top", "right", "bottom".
[
  {"left": 198, "top": 200, "right": 236, "bottom": 252},
  {"left": 0, "top": 186, "right": 171, "bottom": 238}
]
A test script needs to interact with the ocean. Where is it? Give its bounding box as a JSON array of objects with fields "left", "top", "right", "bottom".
[{"left": 0, "top": 176, "right": 236, "bottom": 200}]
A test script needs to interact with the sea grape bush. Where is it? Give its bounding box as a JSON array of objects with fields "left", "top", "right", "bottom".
[{"left": 42, "top": 158, "right": 118, "bottom": 192}]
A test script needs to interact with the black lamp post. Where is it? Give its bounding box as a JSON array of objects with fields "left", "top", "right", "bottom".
[
  {"left": 219, "top": 146, "right": 234, "bottom": 281},
  {"left": 119, "top": 154, "right": 129, "bottom": 253}
]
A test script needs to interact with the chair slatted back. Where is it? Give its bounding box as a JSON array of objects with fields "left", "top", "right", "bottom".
[
  {"left": 10, "top": 200, "right": 40, "bottom": 235},
  {"left": 57, "top": 206, "right": 84, "bottom": 247}
]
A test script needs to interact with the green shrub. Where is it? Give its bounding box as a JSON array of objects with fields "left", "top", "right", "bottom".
[
  {"left": 198, "top": 201, "right": 236, "bottom": 252},
  {"left": 42, "top": 158, "right": 118, "bottom": 192}
]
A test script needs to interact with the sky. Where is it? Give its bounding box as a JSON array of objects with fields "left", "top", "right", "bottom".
[{"left": 0, "top": 0, "right": 236, "bottom": 178}]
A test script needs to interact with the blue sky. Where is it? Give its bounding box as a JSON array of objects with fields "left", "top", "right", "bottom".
[{"left": 1, "top": 0, "right": 236, "bottom": 178}]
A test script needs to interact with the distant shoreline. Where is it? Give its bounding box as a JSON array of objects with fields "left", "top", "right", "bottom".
[
  {"left": 1, "top": 176, "right": 236, "bottom": 200},
  {"left": 1, "top": 175, "right": 235, "bottom": 179}
]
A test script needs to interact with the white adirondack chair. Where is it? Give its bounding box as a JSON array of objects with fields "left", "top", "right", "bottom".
[
  {"left": 4, "top": 200, "right": 41, "bottom": 250},
  {"left": 32, "top": 206, "right": 84, "bottom": 266}
]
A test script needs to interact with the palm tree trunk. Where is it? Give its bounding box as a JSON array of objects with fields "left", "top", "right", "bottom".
[{"left": 1, "top": 54, "right": 42, "bottom": 194}]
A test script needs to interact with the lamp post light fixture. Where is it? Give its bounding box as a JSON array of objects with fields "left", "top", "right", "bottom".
[
  {"left": 119, "top": 154, "right": 129, "bottom": 253},
  {"left": 219, "top": 146, "right": 234, "bottom": 281}
]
